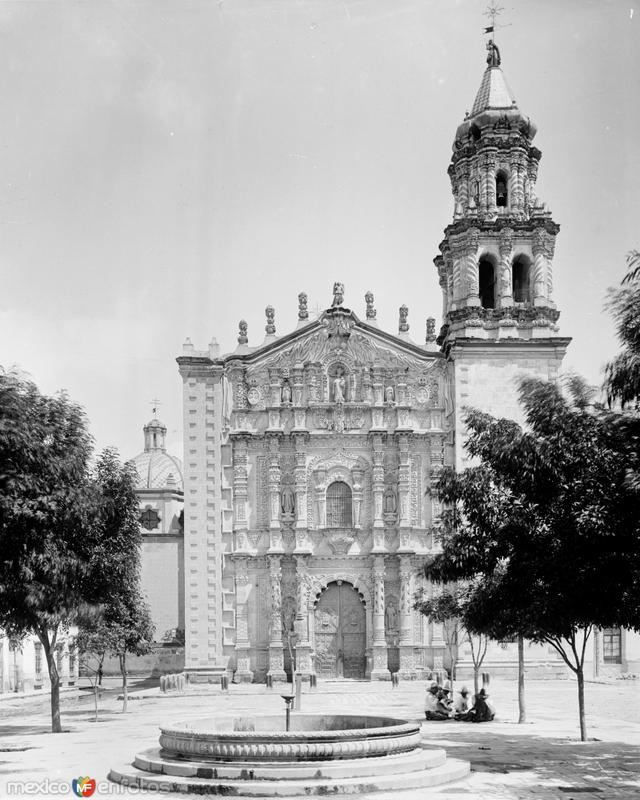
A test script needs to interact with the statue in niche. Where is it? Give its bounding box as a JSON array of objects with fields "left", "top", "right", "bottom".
[
  {"left": 385, "top": 602, "right": 398, "bottom": 632},
  {"left": 333, "top": 372, "right": 346, "bottom": 403},
  {"left": 281, "top": 484, "right": 296, "bottom": 517},
  {"left": 281, "top": 382, "right": 292, "bottom": 404},
  {"left": 383, "top": 486, "right": 397, "bottom": 515},
  {"left": 332, "top": 282, "right": 345, "bottom": 307},
  {"left": 385, "top": 386, "right": 395, "bottom": 405}
]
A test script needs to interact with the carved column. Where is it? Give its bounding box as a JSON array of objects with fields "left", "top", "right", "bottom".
[
  {"left": 458, "top": 164, "right": 470, "bottom": 210},
  {"left": 294, "top": 555, "right": 314, "bottom": 679},
  {"left": 499, "top": 228, "right": 514, "bottom": 308},
  {"left": 464, "top": 231, "right": 480, "bottom": 306},
  {"left": 511, "top": 153, "right": 526, "bottom": 214},
  {"left": 352, "top": 466, "right": 364, "bottom": 529},
  {"left": 371, "top": 438, "right": 385, "bottom": 551},
  {"left": 314, "top": 468, "right": 327, "bottom": 530},
  {"left": 267, "top": 555, "right": 287, "bottom": 682},
  {"left": 372, "top": 367, "right": 384, "bottom": 407},
  {"left": 232, "top": 437, "right": 250, "bottom": 552},
  {"left": 451, "top": 242, "right": 464, "bottom": 305},
  {"left": 293, "top": 439, "right": 310, "bottom": 552},
  {"left": 532, "top": 230, "right": 549, "bottom": 306},
  {"left": 267, "top": 437, "right": 283, "bottom": 551},
  {"left": 233, "top": 556, "right": 254, "bottom": 683},
  {"left": 485, "top": 153, "right": 497, "bottom": 215},
  {"left": 398, "top": 555, "right": 416, "bottom": 677},
  {"left": 370, "top": 555, "right": 390, "bottom": 680},
  {"left": 397, "top": 435, "right": 411, "bottom": 536}
]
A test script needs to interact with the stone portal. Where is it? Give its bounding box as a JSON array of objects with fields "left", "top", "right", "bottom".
[{"left": 314, "top": 582, "right": 365, "bottom": 679}]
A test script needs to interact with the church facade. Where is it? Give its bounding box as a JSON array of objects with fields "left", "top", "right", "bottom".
[{"left": 167, "top": 42, "right": 639, "bottom": 682}]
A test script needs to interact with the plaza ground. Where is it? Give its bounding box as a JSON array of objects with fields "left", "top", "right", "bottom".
[{"left": 0, "top": 677, "right": 639, "bottom": 799}]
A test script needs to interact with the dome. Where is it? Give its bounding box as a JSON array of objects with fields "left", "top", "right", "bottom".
[
  {"left": 129, "top": 417, "right": 184, "bottom": 491},
  {"left": 454, "top": 43, "right": 537, "bottom": 146}
]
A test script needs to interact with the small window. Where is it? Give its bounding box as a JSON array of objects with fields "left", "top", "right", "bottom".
[
  {"left": 603, "top": 627, "right": 622, "bottom": 664},
  {"left": 512, "top": 257, "right": 531, "bottom": 303},
  {"left": 326, "top": 481, "right": 352, "bottom": 528},
  {"left": 479, "top": 258, "right": 496, "bottom": 309},
  {"left": 496, "top": 171, "right": 508, "bottom": 207}
]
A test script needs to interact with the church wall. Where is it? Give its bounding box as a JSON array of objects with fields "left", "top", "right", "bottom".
[
  {"left": 141, "top": 534, "right": 184, "bottom": 642},
  {"left": 451, "top": 340, "right": 570, "bottom": 472}
]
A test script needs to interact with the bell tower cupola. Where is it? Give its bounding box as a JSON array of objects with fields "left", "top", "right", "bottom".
[{"left": 435, "top": 39, "right": 560, "bottom": 346}]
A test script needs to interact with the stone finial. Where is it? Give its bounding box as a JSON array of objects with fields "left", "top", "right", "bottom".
[
  {"left": 298, "top": 292, "right": 309, "bottom": 320},
  {"left": 332, "top": 282, "right": 345, "bottom": 307},
  {"left": 365, "top": 291, "right": 376, "bottom": 320},
  {"left": 399, "top": 305, "right": 409, "bottom": 333},
  {"left": 265, "top": 305, "right": 275, "bottom": 335},
  {"left": 426, "top": 317, "right": 436, "bottom": 343},
  {"left": 238, "top": 320, "right": 248, "bottom": 345},
  {"left": 182, "top": 337, "right": 194, "bottom": 353}
]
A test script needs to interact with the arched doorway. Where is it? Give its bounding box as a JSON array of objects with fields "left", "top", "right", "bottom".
[{"left": 314, "top": 581, "right": 366, "bottom": 679}]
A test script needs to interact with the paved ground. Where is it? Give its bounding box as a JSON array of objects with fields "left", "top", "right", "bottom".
[{"left": 0, "top": 677, "right": 638, "bottom": 799}]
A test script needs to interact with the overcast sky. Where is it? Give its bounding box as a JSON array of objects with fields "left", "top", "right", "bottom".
[{"left": 1, "top": 0, "right": 638, "bottom": 462}]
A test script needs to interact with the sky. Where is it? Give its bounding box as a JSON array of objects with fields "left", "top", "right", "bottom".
[{"left": 1, "top": 0, "right": 638, "bottom": 462}]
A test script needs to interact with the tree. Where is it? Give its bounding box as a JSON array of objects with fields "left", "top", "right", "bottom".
[
  {"left": 425, "top": 377, "right": 640, "bottom": 740},
  {"left": 604, "top": 250, "right": 640, "bottom": 409},
  {"left": 0, "top": 371, "right": 96, "bottom": 732},
  {"left": 77, "top": 448, "right": 155, "bottom": 713},
  {"left": 74, "top": 623, "right": 110, "bottom": 722},
  {"left": 414, "top": 583, "right": 489, "bottom": 695}
]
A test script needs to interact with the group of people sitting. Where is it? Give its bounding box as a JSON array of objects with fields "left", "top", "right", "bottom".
[{"left": 424, "top": 681, "right": 495, "bottom": 722}]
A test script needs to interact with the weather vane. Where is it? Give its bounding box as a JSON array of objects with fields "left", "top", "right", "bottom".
[
  {"left": 483, "top": 3, "right": 507, "bottom": 40},
  {"left": 150, "top": 398, "right": 162, "bottom": 418}
]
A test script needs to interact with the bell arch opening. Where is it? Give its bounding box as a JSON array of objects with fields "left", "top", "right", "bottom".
[
  {"left": 478, "top": 256, "right": 497, "bottom": 309},
  {"left": 496, "top": 169, "right": 509, "bottom": 208},
  {"left": 512, "top": 255, "right": 532, "bottom": 303}
]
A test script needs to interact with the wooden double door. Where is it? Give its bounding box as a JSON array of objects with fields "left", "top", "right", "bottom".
[{"left": 314, "top": 582, "right": 366, "bottom": 679}]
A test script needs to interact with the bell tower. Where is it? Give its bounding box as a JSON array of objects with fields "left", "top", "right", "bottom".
[{"left": 435, "top": 39, "right": 571, "bottom": 468}]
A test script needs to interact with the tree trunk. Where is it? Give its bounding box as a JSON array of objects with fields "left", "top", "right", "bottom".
[
  {"left": 93, "top": 678, "right": 99, "bottom": 722},
  {"left": 473, "top": 664, "right": 479, "bottom": 696},
  {"left": 517, "top": 635, "right": 526, "bottom": 724},
  {"left": 40, "top": 630, "right": 62, "bottom": 733},
  {"left": 577, "top": 664, "right": 587, "bottom": 741},
  {"left": 120, "top": 653, "right": 128, "bottom": 713}
]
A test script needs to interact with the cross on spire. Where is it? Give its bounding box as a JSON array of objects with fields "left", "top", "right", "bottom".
[{"left": 150, "top": 398, "right": 162, "bottom": 418}]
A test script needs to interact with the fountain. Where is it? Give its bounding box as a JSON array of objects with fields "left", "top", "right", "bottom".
[{"left": 109, "top": 713, "right": 469, "bottom": 795}]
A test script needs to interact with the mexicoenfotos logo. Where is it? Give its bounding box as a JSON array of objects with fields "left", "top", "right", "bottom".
[{"left": 71, "top": 777, "right": 96, "bottom": 797}]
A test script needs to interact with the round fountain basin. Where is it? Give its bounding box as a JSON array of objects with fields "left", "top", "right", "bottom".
[{"left": 159, "top": 714, "right": 421, "bottom": 762}]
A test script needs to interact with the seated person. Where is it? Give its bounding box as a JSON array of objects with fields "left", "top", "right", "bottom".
[
  {"left": 424, "top": 682, "right": 449, "bottom": 720},
  {"left": 437, "top": 686, "right": 454, "bottom": 717},
  {"left": 453, "top": 686, "right": 470, "bottom": 718},
  {"left": 466, "top": 688, "right": 495, "bottom": 723}
]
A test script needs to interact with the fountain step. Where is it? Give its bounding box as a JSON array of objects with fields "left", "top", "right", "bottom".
[
  {"left": 109, "top": 758, "right": 471, "bottom": 796},
  {"left": 134, "top": 746, "right": 446, "bottom": 780}
]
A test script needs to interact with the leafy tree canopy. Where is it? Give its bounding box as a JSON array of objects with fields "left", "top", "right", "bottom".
[{"left": 427, "top": 377, "right": 640, "bottom": 643}]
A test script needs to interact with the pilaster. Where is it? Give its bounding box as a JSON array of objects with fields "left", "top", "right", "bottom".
[
  {"left": 267, "top": 554, "right": 287, "bottom": 682},
  {"left": 370, "top": 555, "right": 390, "bottom": 680},
  {"left": 233, "top": 556, "right": 254, "bottom": 683}
]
